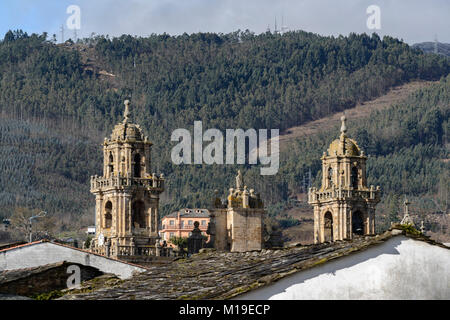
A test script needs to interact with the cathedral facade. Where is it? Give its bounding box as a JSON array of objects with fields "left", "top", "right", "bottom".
[
  {"left": 308, "top": 115, "right": 381, "bottom": 243},
  {"left": 90, "top": 100, "right": 165, "bottom": 257}
]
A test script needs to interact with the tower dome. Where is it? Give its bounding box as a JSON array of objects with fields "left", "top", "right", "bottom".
[
  {"left": 108, "top": 100, "right": 146, "bottom": 143},
  {"left": 110, "top": 122, "right": 144, "bottom": 142},
  {"left": 327, "top": 137, "right": 361, "bottom": 156},
  {"left": 326, "top": 115, "right": 361, "bottom": 157}
]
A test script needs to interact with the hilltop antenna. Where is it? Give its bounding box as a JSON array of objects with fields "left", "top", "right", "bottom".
[
  {"left": 73, "top": 28, "right": 78, "bottom": 43},
  {"left": 60, "top": 24, "right": 64, "bottom": 43},
  {"left": 281, "top": 14, "right": 289, "bottom": 34},
  {"left": 274, "top": 16, "right": 278, "bottom": 34}
]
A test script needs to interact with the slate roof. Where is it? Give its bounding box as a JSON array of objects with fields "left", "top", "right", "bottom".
[
  {"left": 60, "top": 226, "right": 449, "bottom": 300},
  {"left": 0, "top": 261, "right": 68, "bottom": 285}
]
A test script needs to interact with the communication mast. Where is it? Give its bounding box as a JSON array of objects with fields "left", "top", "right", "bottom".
[
  {"left": 60, "top": 24, "right": 64, "bottom": 43},
  {"left": 281, "top": 15, "right": 289, "bottom": 34}
]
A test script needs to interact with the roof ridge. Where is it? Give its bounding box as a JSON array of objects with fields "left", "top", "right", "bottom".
[
  {"left": 48, "top": 241, "right": 151, "bottom": 270},
  {"left": 0, "top": 240, "right": 150, "bottom": 270},
  {"left": 389, "top": 225, "right": 450, "bottom": 250},
  {"left": 0, "top": 240, "right": 45, "bottom": 253}
]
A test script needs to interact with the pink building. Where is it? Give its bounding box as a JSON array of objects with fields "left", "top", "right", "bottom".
[{"left": 160, "top": 208, "right": 210, "bottom": 246}]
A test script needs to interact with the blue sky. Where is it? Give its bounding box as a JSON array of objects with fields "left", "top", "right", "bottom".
[{"left": 0, "top": 0, "right": 448, "bottom": 44}]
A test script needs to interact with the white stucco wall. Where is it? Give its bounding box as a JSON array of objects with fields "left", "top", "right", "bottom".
[
  {"left": 236, "top": 236, "right": 450, "bottom": 300},
  {"left": 0, "top": 242, "right": 146, "bottom": 279}
]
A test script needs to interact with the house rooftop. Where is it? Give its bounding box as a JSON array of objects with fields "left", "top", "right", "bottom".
[
  {"left": 60, "top": 225, "right": 449, "bottom": 300},
  {"left": 164, "top": 208, "right": 210, "bottom": 219},
  {"left": 0, "top": 239, "right": 150, "bottom": 271}
]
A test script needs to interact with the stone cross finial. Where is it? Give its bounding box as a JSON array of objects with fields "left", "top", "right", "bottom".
[
  {"left": 404, "top": 197, "right": 410, "bottom": 215},
  {"left": 340, "top": 114, "right": 347, "bottom": 134},
  {"left": 123, "top": 100, "right": 131, "bottom": 124},
  {"left": 400, "top": 197, "right": 414, "bottom": 226}
]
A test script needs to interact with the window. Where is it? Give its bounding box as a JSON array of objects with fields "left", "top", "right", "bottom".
[
  {"left": 104, "top": 201, "right": 112, "bottom": 228},
  {"left": 169, "top": 220, "right": 175, "bottom": 226},
  {"left": 169, "top": 232, "right": 174, "bottom": 238},
  {"left": 201, "top": 220, "right": 206, "bottom": 226},
  {"left": 324, "top": 211, "right": 333, "bottom": 242},
  {"left": 132, "top": 201, "right": 146, "bottom": 228},
  {"left": 108, "top": 153, "right": 114, "bottom": 175},
  {"left": 327, "top": 167, "right": 333, "bottom": 187},
  {"left": 134, "top": 153, "right": 141, "bottom": 178},
  {"left": 352, "top": 211, "right": 364, "bottom": 235},
  {"left": 351, "top": 167, "right": 358, "bottom": 189},
  {"left": 188, "top": 220, "right": 193, "bottom": 225}
]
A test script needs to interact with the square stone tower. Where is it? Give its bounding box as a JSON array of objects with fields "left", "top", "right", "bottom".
[
  {"left": 308, "top": 115, "right": 381, "bottom": 244},
  {"left": 210, "top": 170, "right": 266, "bottom": 252},
  {"left": 90, "top": 100, "right": 165, "bottom": 257}
]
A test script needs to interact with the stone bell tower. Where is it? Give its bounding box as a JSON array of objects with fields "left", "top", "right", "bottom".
[
  {"left": 90, "top": 100, "right": 165, "bottom": 257},
  {"left": 308, "top": 115, "right": 381, "bottom": 244},
  {"left": 210, "top": 170, "right": 266, "bottom": 252}
]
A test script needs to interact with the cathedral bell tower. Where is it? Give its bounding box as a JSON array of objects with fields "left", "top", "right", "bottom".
[
  {"left": 90, "top": 100, "right": 165, "bottom": 257},
  {"left": 308, "top": 115, "right": 380, "bottom": 244}
]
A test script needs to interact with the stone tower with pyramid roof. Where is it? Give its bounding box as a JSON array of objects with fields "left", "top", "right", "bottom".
[
  {"left": 308, "top": 115, "right": 381, "bottom": 243},
  {"left": 90, "top": 100, "right": 165, "bottom": 257}
]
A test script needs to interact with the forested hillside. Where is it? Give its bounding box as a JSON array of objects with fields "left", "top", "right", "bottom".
[{"left": 0, "top": 29, "right": 448, "bottom": 239}]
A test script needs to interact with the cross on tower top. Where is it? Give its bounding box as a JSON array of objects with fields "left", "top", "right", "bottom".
[
  {"left": 340, "top": 114, "right": 347, "bottom": 134},
  {"left": 404, "top": 197, "right": 410, "bottom": 215},
  {"left": 123, "top": 100, "right": 131, "bottom": 124}
]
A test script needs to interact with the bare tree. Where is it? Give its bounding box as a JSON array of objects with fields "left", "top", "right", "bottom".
[{"left": 9, "top": 208, "right": 54, "bottom": 242}]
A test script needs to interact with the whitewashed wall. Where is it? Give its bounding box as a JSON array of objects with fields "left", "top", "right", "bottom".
[
  {"left": 0, "top": 242, "right": 146, "bottom": 279},
  {"left": 236, "top": 236, "right": 450, "bottom": 300}
]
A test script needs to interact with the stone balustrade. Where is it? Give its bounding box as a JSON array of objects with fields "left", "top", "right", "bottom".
[
  {"left": 91, "top": 244, "right": 176, "bottom": 258},
  {"left": 161, "top": 224, "right": 208, "bottom": 231},
  {"left": 308, "top": 186, "right": 380, "bottom": 203},
  {"left": 90, "top": 174, "right": 164, "bottom": 192}
]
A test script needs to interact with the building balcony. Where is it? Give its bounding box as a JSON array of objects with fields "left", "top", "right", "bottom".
[
  {"left": 308, "top": 186, "right": 381, "bottom": 203},
  {"left": 91, "top": 243, "right": 176, "bottom": 258},
  {"left": 160, "top": 224, "right": 208, "bottom": 232},
  {"left": 90, "top": 174, "right": 164, "bottom": 193}
]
